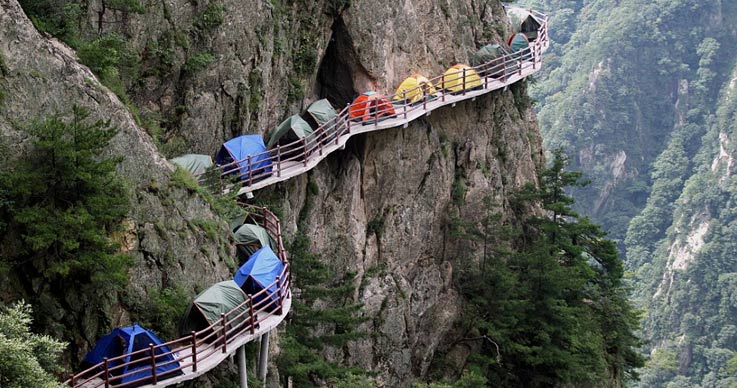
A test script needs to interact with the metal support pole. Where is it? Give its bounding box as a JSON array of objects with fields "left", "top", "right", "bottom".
[
  {"left": 237, "top": 345, "right": 248, "bottom": 388},
  {"left": 258, "top": 331, "right": 270, "bottom": 381}
]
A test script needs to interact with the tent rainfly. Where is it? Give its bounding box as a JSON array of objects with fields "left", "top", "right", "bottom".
[
  {"left": 180, "top": 280, "right": 249, "bottom": 337},
  {"left": 441, "top": 64, "right": 483, "bottom": 93},
  {"left": 508, "top": 33, "right": 531, "bottom": 60},
  {"left": 349, "top": 91, "right": 396, "bottom": 122},
  {"left": 307, "top": 99, "right": 338, "bottom": 127},
  {"left": 233, "top": 223, "right": 278, "bottom": 263},
  {"left": 169, "top": 154, "right": 214, "bottom": 177},
  {"left": 393, "top": 74, "right": 438, "bottom": 104},
  {"left": 83, "top": 323, "right": 182, "bottom": 386},
  {"left": 267, "top": 115, "right": 314, "bottom": 149},
  {"left": 234, "top": 246, "right": 285, "bottom": 313},
  {"left": 471, "top": 44, "right": 513, "bottom": 79},
  {"left": 215, "top": 135, "right": 272, "bottom": 182},
  {"left": 506, "top": 7, "right": 542, "bottom": 41}
]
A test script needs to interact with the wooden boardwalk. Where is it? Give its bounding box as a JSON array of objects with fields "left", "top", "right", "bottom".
[{"left": 66, "top": 8, "right": 549, "bottom": 388}]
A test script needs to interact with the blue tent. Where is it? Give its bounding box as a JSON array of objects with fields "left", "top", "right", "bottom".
[
  {"left": 83, "top": 323, "right": 181, "bottom": 386},
  {"left": 215, "top": 135, "right": 272, "bottom": 181},
  {"left": 234, "top": 246, "right": 285, "bottom": 312}
]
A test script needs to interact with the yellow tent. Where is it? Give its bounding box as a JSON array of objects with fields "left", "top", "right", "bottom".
[
  {"left": 441, "top": 64, "right": 482, "bottom": 92},
  {"left": 392, "top": 74, "right": 437, "bottom": 103}
]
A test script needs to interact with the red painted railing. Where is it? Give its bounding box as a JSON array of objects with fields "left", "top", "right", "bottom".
[
  {"left": 65, "top": 207, "right": 289, "bottom": 388},
  {"left": 217, "top": 9, "right": 549, "bottom": 193}
]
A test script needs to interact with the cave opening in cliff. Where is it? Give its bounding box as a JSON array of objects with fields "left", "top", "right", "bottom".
[{"left": 316, "top": 17, "right": 363, "bottom": 109}]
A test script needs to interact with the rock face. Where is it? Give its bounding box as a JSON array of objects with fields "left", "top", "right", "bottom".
[
  {"left": 1, "top": 0, "right": 544, "bottom": 385},
  {"left": 0, "top": 0, "right": 233, "bottom": 360}
]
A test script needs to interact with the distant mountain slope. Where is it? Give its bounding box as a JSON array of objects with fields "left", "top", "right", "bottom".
[{"left": 523, "top": 0, "right": 737, "bottom": 386}]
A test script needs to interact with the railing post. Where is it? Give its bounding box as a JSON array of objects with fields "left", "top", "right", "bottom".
[
  {"left": 249, "top": 295, "right": 256, "bottom": 335},
  {"left": 318, "top": 129, "right": 324, "bottom": 157},
  {"left": 462, "top": 67, "right": 467, "bottom": 95},
  {"left": 247, "top": 155, "right": 253, "bottom": 187},
  {"left": 70, "top": 373, "right": 76, "bottom": 387},
  {"left": 149, "top": 343, "right": 158, "bottom": 385},
  {"left": 191, "top": 331, "right": 198, "bottom": 372},
  {"left": 441, "top": 74, "right": 446, "bottom": 101},
  {"left": 276, "top": 145, "right": 281, "bottom": 177},
  {"left": 519, "top": 55, "right": 523, "bottom": 76},
  {"left": 503, "top": 57, "right": 508, "bottom": 83},
  {"left": 402, "top": 90, "right": 407, "bottom": 119},
  {"left": 302, "top": 137, "right": 308, "bottom": 167},
  {"left": 103, "top": 357, "right": 110, "bottom": 388},
  {"left": 423, "top": 87, "right": 427, "bottom": 111},
  {"left": 345, "top": 103, "right": 352, "bottom": 134},
  {"left": 221, "top": 313, "right": 228, "bottom": 354},
  {"left": 276, "top": 275, "right": 283, "bottom": 315}
]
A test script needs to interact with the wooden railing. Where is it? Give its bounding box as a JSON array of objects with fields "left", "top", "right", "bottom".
[
  {"left": 218, "top": 9, "right": 549, "bottom": 194},
  {"left": 64, "top": 8, "right": 548, "bottom": 387},
  {"left": 65, "top": 207, "right": 290, "bottom": 388}
]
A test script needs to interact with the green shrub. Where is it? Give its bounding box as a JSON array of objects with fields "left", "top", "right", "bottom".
[
  {"left": 183, "top": 52, "right": 216, "bottom": 73},
  {"left": 192, "top": 3, "right": 225, "bottom": 35}
]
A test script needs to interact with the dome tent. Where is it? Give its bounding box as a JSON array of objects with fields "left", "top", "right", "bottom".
[
  {"left": 169, "top": 154, "right": 214, "bottom": 177},
  {"left": 233, "top": 223, "right": 278, "bottom": 264},
  {"left": 508, "top": 33, "right": 531, "bottom": 60},
  {"left": 471, "top": 44, "right": 513, "bottom": 79},
  {"left": 349, "top": 91, "right": 396, "bottom": 122},
  {"left": 83, "top": 323, "right": 182, "bottom": 386},
  {"left": 392, "top": 74, "right": 438, "bottom": 104},
  {"left": 180, "top": 280, "right": 249, "bottom": 338},
  {"left": 267, "top": 115, "right": 314, "bottom": 149},
  {"left": 506, "top": 7, "right": 542, "bottom": 41},
  {"left": 234, "top": 246, "right": 285, "bottom": 313},
  {"left": 215, "top": 135, "right": 272, "bottom": 182},
  {"left": 441, "top": 64, "right": 483, "bottom": 93},
  {"left": 306, "top": 99, "right": 338, "bottom": 127}
]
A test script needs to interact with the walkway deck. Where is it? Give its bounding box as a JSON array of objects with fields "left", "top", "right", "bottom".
[{"left": 66, "top": 8, "right": 549, "bottom": 388}]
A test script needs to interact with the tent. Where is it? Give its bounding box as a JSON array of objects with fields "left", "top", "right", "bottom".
[
  {"left": 307, "top": 99, "right": 338, "bottom": 127},
  {"left": 441, "top": 64, "right": 483, "bottom": 93},
  {"left": 471, "top": 44, "right": 513, "bottom": 79},
  {"left": 180, "top": 280, "right": 249, "bottom": 337},
  {"left": 83, "top": 323, "right": 182, "bottom": 386},
  {"left": 508, "top": 33, "right": 531, "bottom": 60},
  {"left": 392, "top": 74, "right": 438, "bottom": 104},
  {"left": 169, "top": 154, "right": 214, "bottom": 177},
  {"left": 215, "top": 135, "right": 272, "bottom": 182},
  {"left": 349, "top": 91, "right": 396, "bottom": 122},
  {"left": 506, "top": 7, "right": 542, "bottom": 41},
  {"left": 233, "top": 223, "right": 278, "bottom": 263},
  {"left": 234, "top": 246, "right": 285, "bottom": 313},
  {"left": 267, "top": 115, "right": 314, "bottom": 149}
]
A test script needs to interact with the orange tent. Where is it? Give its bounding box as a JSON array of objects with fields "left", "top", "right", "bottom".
[{"left": 349, "top": 91, "right": 396, "bottom": 122}]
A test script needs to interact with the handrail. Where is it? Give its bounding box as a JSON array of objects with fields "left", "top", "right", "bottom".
[
  {"left": 64, "top": 206, "right": 290, "bottom": 388},
  {"left": 65, "top": 9, "right": 548, "bottom": 388},
  {"left": 216, "top": 11, "right": 548, "bottom": 195}
]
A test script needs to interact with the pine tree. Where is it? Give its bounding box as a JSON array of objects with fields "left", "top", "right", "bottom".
[
  {"left": 0, "top": 107, "right": 132, "bottom": 315},
  {"left": 452, "top": 149, "right": 643, "bottom": 387}
]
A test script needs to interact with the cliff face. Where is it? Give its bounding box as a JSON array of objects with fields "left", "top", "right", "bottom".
[
  {"left": 0, "top": 0, "right": 234, "bottom": 360},
  {"left": 1, "top": 0, "right": 544, "bottom": 385}
]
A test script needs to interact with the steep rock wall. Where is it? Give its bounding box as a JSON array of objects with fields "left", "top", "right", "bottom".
[
  {"left": 2, "top": 0, "right": 544, "bottom": 385},
  {"left": 0, "top": 0, "right": 234, "bottom": 360}
]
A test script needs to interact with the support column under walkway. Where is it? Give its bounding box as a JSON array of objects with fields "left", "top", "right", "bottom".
[
  {"left": 258, "top": 331, "right": 270, "bottom": 381},
  {"left": 237, "top": 345, "right": 248, "bottom": 388}
]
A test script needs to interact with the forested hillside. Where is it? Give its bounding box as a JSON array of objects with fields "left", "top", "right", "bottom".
[{"left": 522, "top": 0, "right": 737, "bottom": 386}]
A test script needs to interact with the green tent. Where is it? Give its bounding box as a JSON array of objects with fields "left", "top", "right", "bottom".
[
  {"left": 506, "top": 7, "right": 542, "bottom": 41},
  {"left": 471, "top": 44, "right": 512, "bottom": 79},
  {"left": 169, "top": 154, "right": 214, "bottom": 177},
  {"left": 267, "top": 115, "right": 314, "bottom": 149},
  {"left": 180, "top": 280, "right": 249, "bottom": 337},
  {"left": 307, "top": 99, "right": 338, "bottom": 127},
  {"left": 233, "top": 223, "right": 278, "bottom": 261},
  {"left": 508, "top": 33, "right": 531, "bottom": 60}
]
